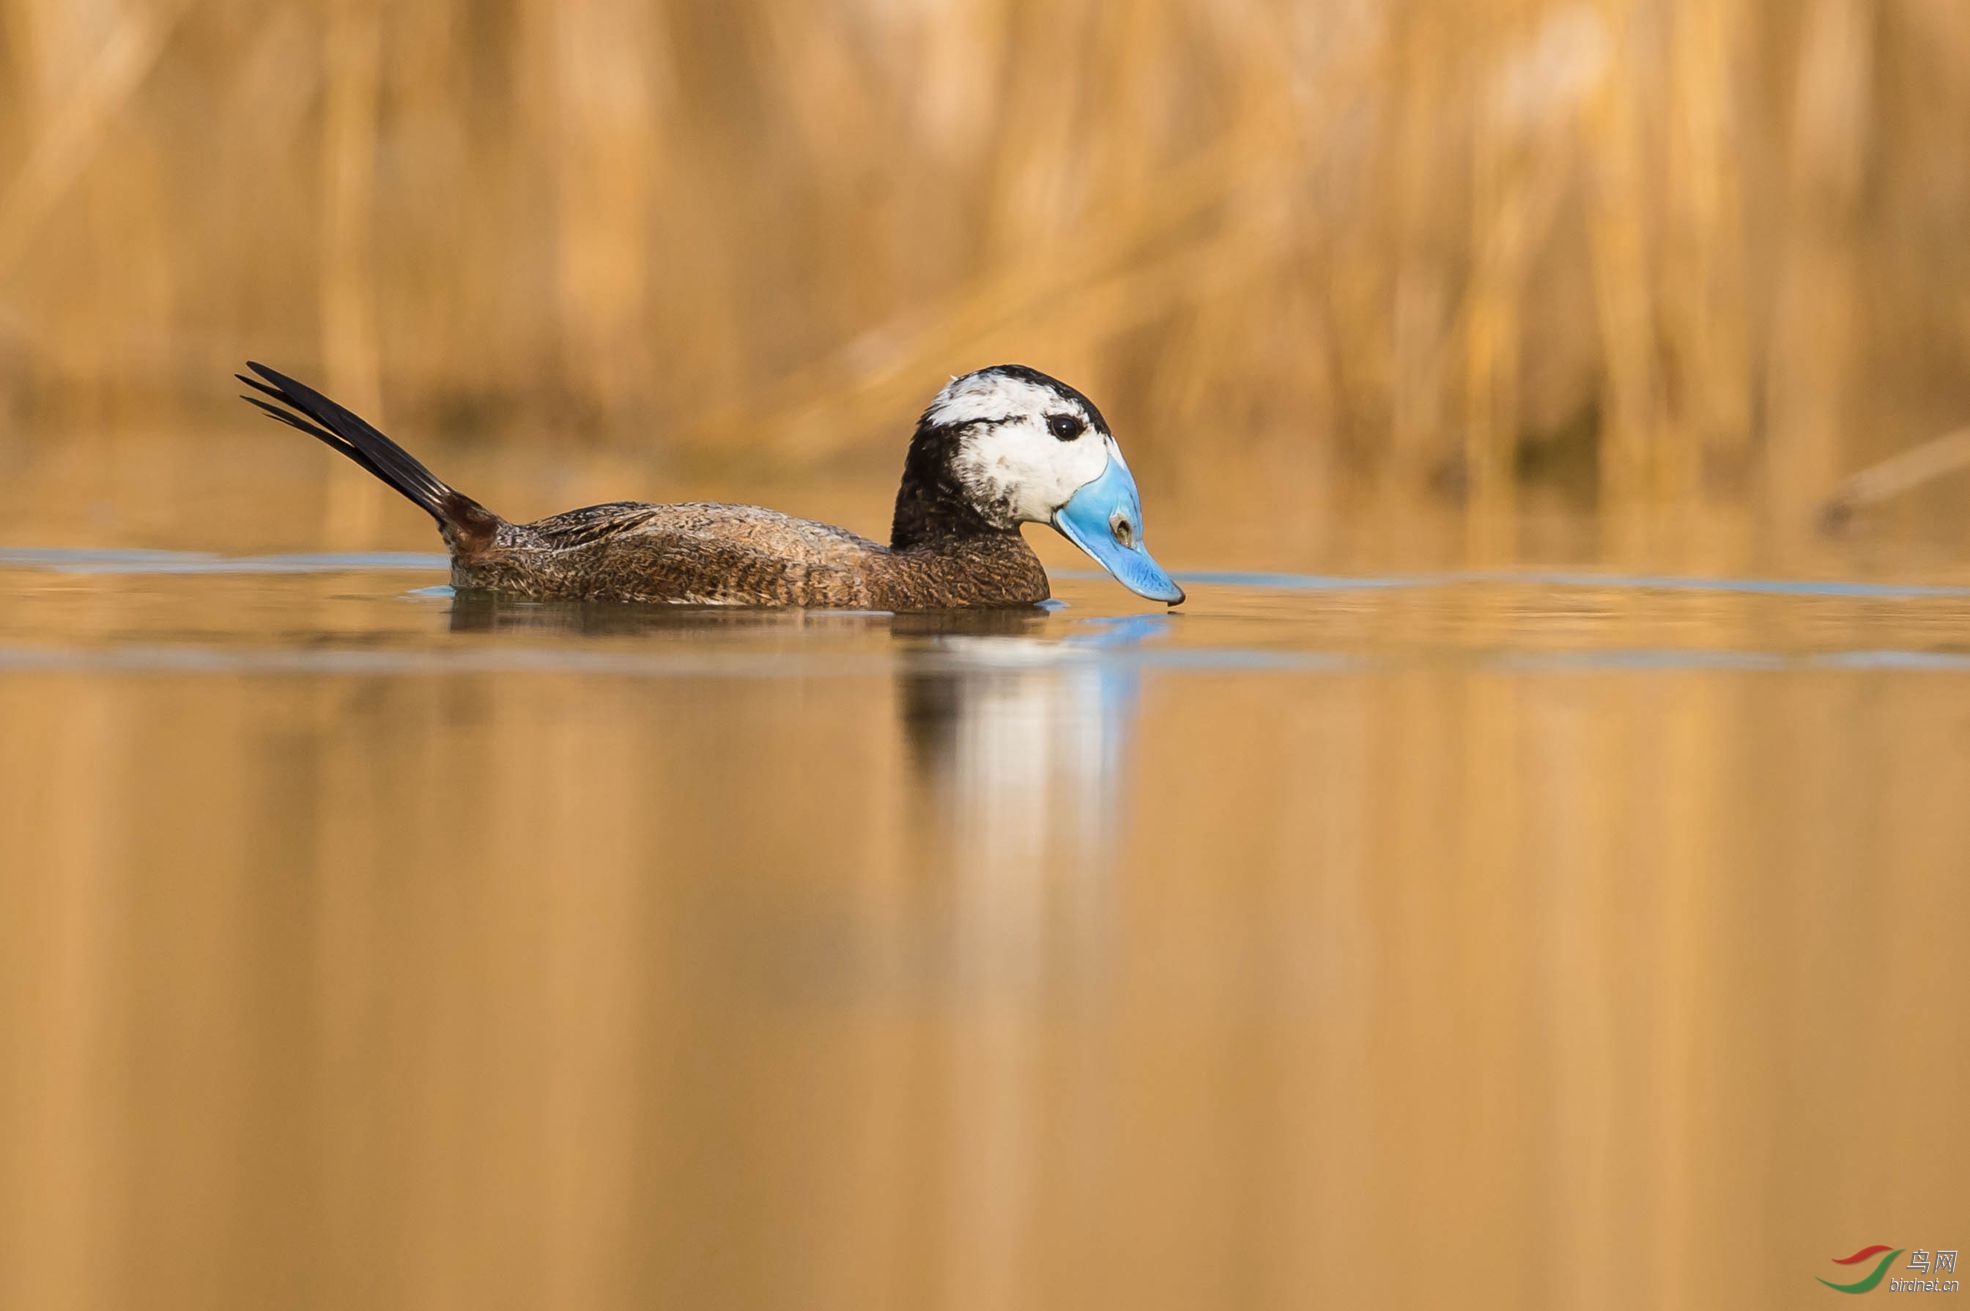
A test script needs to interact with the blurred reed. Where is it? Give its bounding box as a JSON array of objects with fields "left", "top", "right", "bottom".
[{"left": 1, "top": 0, "right": 1967, "bottom": 523}]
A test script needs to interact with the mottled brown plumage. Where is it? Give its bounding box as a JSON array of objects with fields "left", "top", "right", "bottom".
[
  {"left": 237, "top": 362, "right": 1053, "bottom": 608},
  {"left": 462, "top": 501, "right": 1048, "bottom": 608}
]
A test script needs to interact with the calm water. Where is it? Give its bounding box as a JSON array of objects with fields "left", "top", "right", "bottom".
[{"left": 1, "top": 441, "right": 1967, "bottom": 1309}]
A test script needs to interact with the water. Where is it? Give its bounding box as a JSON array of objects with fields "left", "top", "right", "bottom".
[{"left": 2, "top": 477, "right": 1968, "bottom": 1309}]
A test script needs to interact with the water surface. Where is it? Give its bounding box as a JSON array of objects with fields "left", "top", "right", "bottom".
[{"left": 1, "top": 473, "right": 1967, "bottom": 1310}]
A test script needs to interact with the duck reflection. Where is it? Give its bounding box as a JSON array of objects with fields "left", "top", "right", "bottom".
[
  {"left": 892, "top": 610, "right": 1156, "bottom": 804},
  {"left": 882, "top": 610, "right": 1164, "bottom": 1278},
  {"left": 889, "top": 610, "right": 1168, "bottom": 997},
  {"left": 449, "top": 588, "right": 1158, "bottom": 884},
  {"left": 446, "top": 588, "right": 888, "bottom": 637},
  {"left": 445, "top": 587, "right": 1163, "bottom": 1000}
]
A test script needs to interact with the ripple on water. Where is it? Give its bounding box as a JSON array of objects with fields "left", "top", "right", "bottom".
[{"left": 5, "top": 548, "right": 1970, "bottom": 676}]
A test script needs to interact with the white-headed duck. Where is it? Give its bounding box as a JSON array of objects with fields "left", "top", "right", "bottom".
[{"left": 238, "top": 362, "right": 1184, "bottom": 609}]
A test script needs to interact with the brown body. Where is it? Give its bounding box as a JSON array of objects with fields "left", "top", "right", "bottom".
[{"left": 456, "top": 501, "right": 1049, "bottom": 608}]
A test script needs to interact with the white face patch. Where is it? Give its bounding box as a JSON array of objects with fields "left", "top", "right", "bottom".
[{"left": 930, "top": 371, "right": 1113, "bottom": 527}]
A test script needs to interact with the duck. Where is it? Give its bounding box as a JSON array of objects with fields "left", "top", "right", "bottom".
[{"left": 236, "top": 361, "right": 1185, "bottom": 609}]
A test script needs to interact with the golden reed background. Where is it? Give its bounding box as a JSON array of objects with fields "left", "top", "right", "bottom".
[
  {"left": 5, "top": 6, "right": 1970, "bottom": 1308},
  {"left": 2, "top": 0, "right": 1967, "bottom": 527}
]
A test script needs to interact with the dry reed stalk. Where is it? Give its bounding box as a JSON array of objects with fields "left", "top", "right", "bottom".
[
  {"left": 1764, "top": 0, "right": 1874, "bottom": 529},
  {"left": 1818, "top": 426, "right": 1970, "bottom": 530},
  {"left": 1585, "top": 0, "right": 1659, "bottom": 526},
  {"left": 1386, "top": 8, "right": 1452, "bottom": 506},
  {"left": 1467, "top": 5, "right": 1591, "bottom": 553},
  {"left": 319, "top": 0, "right": 384, "bottom": 544},
  {"left": 1659, "top": 0, "right": 1749, "bottom": 511},
  {"left": 1462, "top": 71, "right": 1520, "bottom": 553},
  {"left": 320, "top": 0, "right": 382, "bottom": 415},
  {"left": 550, "top": 0, "right": 664, "bottom": 418}
]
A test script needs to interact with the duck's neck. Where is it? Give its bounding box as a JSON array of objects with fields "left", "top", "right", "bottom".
[
  {"left": 875, "top": 518, "right": 1048, "bottom": 607},
  {"left": 889, "top": 423, "right": 1005, "bottom": 551}
]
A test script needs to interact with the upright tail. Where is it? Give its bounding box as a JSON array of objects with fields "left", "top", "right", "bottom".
[{"left": 236, "top": 362, "right": 501, "bottom": 553}]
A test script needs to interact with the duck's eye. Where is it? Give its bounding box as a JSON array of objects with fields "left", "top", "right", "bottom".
[
  {"left": 1111, "top": 516, "right": 1135, "bottom": 549},
  {"left": 1046, "top": 413, "right": 1085, "bottom": 441}
]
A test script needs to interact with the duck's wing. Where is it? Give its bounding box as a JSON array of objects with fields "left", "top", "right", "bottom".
[
  {"left": 486, "top": 501, "right": 886, "bottom": 606},
  {"left": 517, "top": 501, "right": 676, "bottom": 550},
  {"left": 517, "top": 501, "right": 886, "bottom": 555}
]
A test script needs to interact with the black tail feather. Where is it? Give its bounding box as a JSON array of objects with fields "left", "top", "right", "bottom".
[
  {"left": 239, "top": 391, "right": 395, "bottom": 486},
  {"left": 237, "top": 362, "right": 499, "bottom": 549}
]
